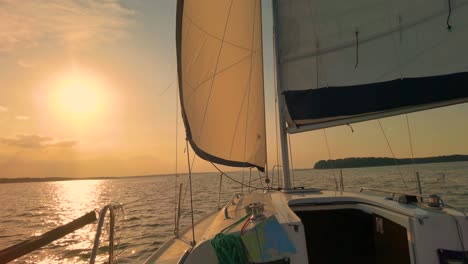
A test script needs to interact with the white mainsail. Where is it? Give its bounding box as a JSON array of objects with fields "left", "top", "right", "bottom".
[
  {"left": 176, "top": 0, "right": 266, "bottom": 170},
  {"left": 275, "top": 0, "right": 468, "bottom": 132}
]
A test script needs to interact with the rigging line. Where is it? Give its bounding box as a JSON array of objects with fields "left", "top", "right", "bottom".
[
  {"left": 181, "top": 153, "right": 196, "bottom": 208},
  {"left": 242, "top": 0, "right": 258, "bottom": 167},
  {"left": 249, "top": 175, "right": 266, "bottom": 184},
  {"left": 259, "top": 0, "right": 269, "bottom": 186},
  {"left": 287, "top": 134, "right": 296, "bottom": 188},
  {"left": 241, "top": 169, "right": 245, "bottom": 193},
  {"left": 197, "top": 0, "right": 234, "bottom": 139},
  {"left": 257, "top": 170, "right": 264, "bottom": 188},
  {"left": 185, "top": 140, "right": 196, "bottom": 245},
  {"left": 323, "top": 129, "right": 338, "bottom": 190},
  {"left": 248, "top": 168, "right": 252, "bottom": 193},
  {"left": 447, "top": 0, "right": 453, "bottom": 31},
  {"left": 210, "top": 162, "right": 266, "bottom": 190},
  {"left": 406, "top": 114, "right": 416, "bottom": 165},
  {"left": 159, "top": 80, "right": 175, "bottom": 96},
  {"left": 174, "top": 79, "right": 179, "bottom": 233},
  {"left": 274, "top": 77, "right": 280, "bottom": 185},
  {"left": 377, "top": 120, "right": 409, "bottom": 190},
  {"left": 272, "top": 1, "right": 281, "bottom": 188}
]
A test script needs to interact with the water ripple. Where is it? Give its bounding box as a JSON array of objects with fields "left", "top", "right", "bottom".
[{"left": 1, "top": 162, "right": 467, "bottom": 263}]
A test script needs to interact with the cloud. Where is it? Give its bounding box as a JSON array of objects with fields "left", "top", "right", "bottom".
[
  {"left": 0, "top": 0, "right": 135, "bottom": 52},
  {"left": 0, "top": 134, "right": 77, "bottom": 149},
  {"left": 17, "top": 60, "right": 34, "bottom": 68},
  {"left": 15, "top": 115, "right": 29, "bottom": 120},
  {"left": 49, "top": 140, "right": 76, "bottom": 148},
  {"left": 0, "top": 105, "right": 7, "bottom": 112}
]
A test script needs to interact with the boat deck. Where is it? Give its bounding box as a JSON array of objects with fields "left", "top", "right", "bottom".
[{"left": 144, "top": 189, "right": 468, "bottom": 264}]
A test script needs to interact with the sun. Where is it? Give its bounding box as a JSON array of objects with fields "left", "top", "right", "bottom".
[{"left": 49, "top": 68, "right": 110, "bottom": 125}]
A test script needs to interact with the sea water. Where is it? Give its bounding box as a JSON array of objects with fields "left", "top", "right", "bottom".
[{"left": 1, "top": 162, "right": 467, "bottom": 263}]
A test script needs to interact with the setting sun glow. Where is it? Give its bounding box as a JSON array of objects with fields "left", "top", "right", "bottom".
[{"left": 49, "top": 69, "right": 110, "bottom": 125}]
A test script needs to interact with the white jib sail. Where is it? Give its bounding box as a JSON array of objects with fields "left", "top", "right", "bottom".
[{"left": 176, "top": 0, "right": 266, "bottom": 170}]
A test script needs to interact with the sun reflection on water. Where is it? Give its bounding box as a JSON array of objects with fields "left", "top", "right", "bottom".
[
  {"left": 50, "top": 180, "right": 103, "bottom": 223},
  {"left": 34, "top": 180, "right": 106, "bottom": 263}
]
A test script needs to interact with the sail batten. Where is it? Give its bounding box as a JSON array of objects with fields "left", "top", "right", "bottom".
[
  {"left": 176, "top": 0, "right": 266, "bottom": 171},
  {"left": 275, "top": 0, "right": 468, "bottom": 131}
]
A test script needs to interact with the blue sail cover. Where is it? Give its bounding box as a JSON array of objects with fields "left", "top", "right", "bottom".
[{"left": 274, "top": 0, "right": 468, "bottom": 131}]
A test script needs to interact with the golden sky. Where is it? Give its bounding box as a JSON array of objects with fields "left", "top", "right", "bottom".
[{"left": 1, "top": 1, "right": 467, "bottom": 178}]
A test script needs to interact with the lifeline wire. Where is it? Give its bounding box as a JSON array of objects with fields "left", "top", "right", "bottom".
[
  {"left": 323, "top": 129, "right": 338, "bottom": 190},
  {"left": 211, "top": 162, "right": 266, "bottom": 191},
  {"left": 288, "top": 134, "right": 296, "bottom": 188}
]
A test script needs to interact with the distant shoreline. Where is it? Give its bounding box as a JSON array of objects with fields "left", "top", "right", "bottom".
[
  {"left": 0, "top": 174, "right": 169, "bottom": 184},
  {"left": 0, "top": 171, "right": 217, "bottom": 184},
  {"left": 313, "top": 154, "right": 468, "bottom": 169}
]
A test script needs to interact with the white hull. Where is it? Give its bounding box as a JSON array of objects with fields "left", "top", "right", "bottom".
[{"left": 144, "top": 189, "right": 468, "bottom": 264}]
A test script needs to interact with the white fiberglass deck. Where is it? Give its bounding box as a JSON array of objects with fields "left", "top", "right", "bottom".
[{"left": 145, "top": 189, "right": 468, "bottom": 264}]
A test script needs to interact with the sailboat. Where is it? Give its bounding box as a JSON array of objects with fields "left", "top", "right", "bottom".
[
  {"left": 148, "top": 0, "right": 468, "bottom": 263},
  {"left": 1, "top": 1, "right": 467, "bottom": 263}
]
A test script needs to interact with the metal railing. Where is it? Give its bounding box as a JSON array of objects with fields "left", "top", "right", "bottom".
[
  {"left": 90, "top": 203, "right": 123, "bottom": 264},
  {"left": 359, "top": 187, "right": 429, "bottom": 200},
  {"left": 0, "top": 203, "right": 122, "bottom": 264}
]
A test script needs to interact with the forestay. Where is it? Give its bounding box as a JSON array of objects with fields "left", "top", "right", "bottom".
[
  {"left": 274, "top": 0, "right": 468, "bottom": 132},
  {"left": 176, "top": 0, "right": 266, "bottom": 170}
]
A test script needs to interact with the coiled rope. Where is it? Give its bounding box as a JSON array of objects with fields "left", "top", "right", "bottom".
[{"left": 211, "top": 233, "right": 246, "bottom": 264}]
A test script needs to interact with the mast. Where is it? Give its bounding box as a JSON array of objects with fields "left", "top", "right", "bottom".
[{"left": 272, "top": 0, "right": 292, "bottom": 190}]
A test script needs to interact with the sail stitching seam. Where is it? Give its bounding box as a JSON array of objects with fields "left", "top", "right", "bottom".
[
  {"left": 196, "top": 0, "right": 234, "bottom": 143},
  {"left": 183, "top": 14, "right": 253, "bottom": 52},
  {"left": 190, "top": 54, "right": 252, "bottom": 92}
]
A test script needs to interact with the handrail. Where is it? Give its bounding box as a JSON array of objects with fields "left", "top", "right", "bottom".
[
  {"left": 359, "top": 187, "right": 429, "bottom": 200},
  {"left": 90, "top": 203, "right": 123, "bottom": 264},
  {"left": 223, "top": 193, "right": 243, "bottom": 219},
  {"left": 271, "top": 164, "right": 282, "bottom": 189}
]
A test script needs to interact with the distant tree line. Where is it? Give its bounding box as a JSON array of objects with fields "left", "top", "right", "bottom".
[{"left": 313, "top": 155, "right": 468, "bottom": 169}]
